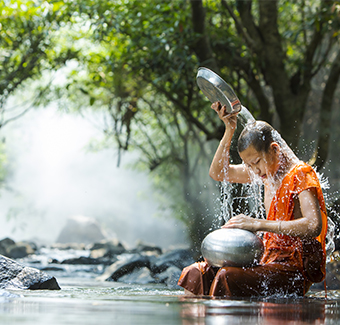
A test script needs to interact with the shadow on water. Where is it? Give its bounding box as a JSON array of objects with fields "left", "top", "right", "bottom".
[{"left": 1, "top": 278, "right": 340, "bottom": 325}]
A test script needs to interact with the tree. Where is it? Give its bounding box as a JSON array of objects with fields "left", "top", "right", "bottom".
[
  {"left": 44, "top": 0, "right": 340, "bottom": 251},
  {"left": 192, "top": 0, "right": 340, "bottom": 169},
  {"left": 48, "top": 2, "right": 222, "bottom": 252},
  {"left": 0, "top": 0, "right": 81, "bottom": 188},
  {"left": 0, "top": 0, "right": 77, "bottom": 127}
]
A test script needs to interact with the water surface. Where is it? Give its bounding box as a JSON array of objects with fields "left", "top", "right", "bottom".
[{"left": 1, "top": 277, "right": 340, "bottom": 325}]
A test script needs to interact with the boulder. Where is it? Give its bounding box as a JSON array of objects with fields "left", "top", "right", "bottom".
[
  {"left": 88, "top": 239, "right": 126, "bottom": 258},
  {"left": 150, "top": 249, "right": 195, "bottom": 273},
  {"left": 56, "top": 215, "right": 107, "bottom": 245},
  {"left": 155, "top": 265, "right": 182, "bottom": 284},
  {"left": 6, "top": 242, "right": 35, "bottom": 259},
  {"left": 165, "top": 266, "right": 183, "bottom": 289},
  {"left": 117, "top": 267, "right": 157, "bottom": 284},
  {"left": 0, "top": 238, "right": 35, "bottom": 259},
  {"left": 0, "top": 238, "right": 16, "bottom": 255},
  {"left": 97, "top": 254, "right": 150, "bottom": 281},
  {"left": 0, "top": 255, "right": 60, "bottom": 290},
  {"left": 129, "top": 242, "right": 162, "bottom": 256}
]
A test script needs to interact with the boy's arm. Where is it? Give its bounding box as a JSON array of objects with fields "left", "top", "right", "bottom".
[
  {"left": 209, "top": 102, "right": 251, "bottom": 184},
  {"left": 223, "top": 188, "right": 323, "bottom": 238}
]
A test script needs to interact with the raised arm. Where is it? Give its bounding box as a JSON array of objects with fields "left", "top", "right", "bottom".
[{"left": 209, "top": 102, "right": 251, "bottom": 184}]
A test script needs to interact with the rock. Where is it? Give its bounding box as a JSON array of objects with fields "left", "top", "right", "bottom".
[
  {"left": 50, "top": 243, "right": 85, "bottom": 251},
  {"left": 150, "top": 249, "right": 195, "bottom": 273},
  {"left": 50, "top": 243, "right": 86, "bottom": 250},
  {"left": 61, "top": 256, "right": 115, "bottom": 266},
  {"left": 56, "top": 215, "right": 107, "bottom": 245},
  {"left": 40, "top": 266, "right": 65, "bottom": 272},
  {"left": 165, "top": 266, "right": 183, "bottom": 289},
  {"left": 88, "top": 239, "right": 126, "bottom": 258},
  {"left": 117, "top": 267, "right": 157, "bottom": 284},
  {"left": 129, "top": 242, "right": 162, "bottom": 256},
  {"left": 0, "top": 255, "right": 60, "bottom": 290},
  {"left": 0, "top": 238, "right": 16, "bottom": 256},
  {"left": 0, "top": 238, "right": 35, "bottom": 259},
  {"left": 155, "top": 265, "right": 182, "bottom": 284},
  {"left": 97, "top": 254, "right": 150, "bottom": 281},
  {"left": 6, "top": 242, "right": 35, "bottom": 259}
]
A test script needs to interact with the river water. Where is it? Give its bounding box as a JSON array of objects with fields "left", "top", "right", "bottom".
[{"left": 1, "top": 275, "right": 340, "bottom": 325}]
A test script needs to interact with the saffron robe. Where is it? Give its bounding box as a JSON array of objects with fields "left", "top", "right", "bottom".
[{"left": 178, "top": 162, "right": 328, "bottom": 297}]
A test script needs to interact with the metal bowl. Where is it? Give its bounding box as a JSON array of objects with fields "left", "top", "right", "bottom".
[
  {"left": 196, "top": 67, "right": 242, "bottom": 113},
  {"left": 196, "top": 67, "right": 255, "bottom": 126},
  {"left": 201, "top": 228, "right": 264, "bottom": 267}
]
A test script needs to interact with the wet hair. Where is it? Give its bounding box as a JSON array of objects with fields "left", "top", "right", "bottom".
[{"left": 237, "top": 121, "right": 282, "bottom": 153}]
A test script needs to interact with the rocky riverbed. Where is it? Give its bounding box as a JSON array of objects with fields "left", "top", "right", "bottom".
[
  {"left": 0, "top": 237, "right": 195, "bottom": 290},
  {"left": 0, "top": 236, "right": 339, "bottom": 292}
]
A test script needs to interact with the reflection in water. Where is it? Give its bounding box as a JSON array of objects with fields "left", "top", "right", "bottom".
[
  {"left": 1, "top": 279, "right": 340, "bottom": 325},
  {"left": 180, "top": 296, "right": 329, "bottom": 325}
]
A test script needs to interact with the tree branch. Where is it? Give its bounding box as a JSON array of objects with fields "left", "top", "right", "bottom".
[
  {"left": 141, "top": 74, "right": 216, "bottom": 139},
  {"left": 222, "top": 0, "right": 258, "bottom": 51}
]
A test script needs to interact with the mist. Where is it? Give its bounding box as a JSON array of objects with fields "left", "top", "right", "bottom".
[{"left": 0, "top": 106, "right": 189, "bottom": 249}]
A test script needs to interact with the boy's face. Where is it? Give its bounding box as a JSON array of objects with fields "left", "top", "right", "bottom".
[{"left": 239, "top": 143, "right": 280, "bottom": 180}]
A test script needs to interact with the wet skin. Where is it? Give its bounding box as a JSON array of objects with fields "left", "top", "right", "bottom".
[
  {"left": 209, "top": 101, "right": 322, "bottom": 238},
  {"left": 221, "top": 145, "right": 322, "bottom": 238}
]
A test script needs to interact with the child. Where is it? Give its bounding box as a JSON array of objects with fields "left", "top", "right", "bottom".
[{"left": 178, "top": 101, "right": 328, "bottom": 297}]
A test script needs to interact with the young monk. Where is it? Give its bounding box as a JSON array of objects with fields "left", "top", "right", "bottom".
[{"left": 178, "top": 101, "right": 328, "bottom": 297}]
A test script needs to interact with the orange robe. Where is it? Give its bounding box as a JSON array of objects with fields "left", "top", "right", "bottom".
[
  {"left": 178, "top": 162, "right": 328, "bottom": 297},
  {"left": 260, "top": 162, "right": 327, "bottom": 285}
]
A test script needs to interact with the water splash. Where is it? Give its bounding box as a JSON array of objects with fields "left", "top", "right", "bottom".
[
  {"left": 315, "top": 170, "right": 338, "bottom": 262},
  {"left": 219, "top": 177, "right": 265, "bottom": 223},
  {"left": 211, "top": 110, "right": 337, "bottom": 262},
  {"left": 214, "top": 161, "right": 337, "bottom": 263}
]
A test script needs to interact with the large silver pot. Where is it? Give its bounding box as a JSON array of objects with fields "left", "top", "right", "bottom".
[{"left": 201, "top": 228, "right": 264, "bottom": 268}]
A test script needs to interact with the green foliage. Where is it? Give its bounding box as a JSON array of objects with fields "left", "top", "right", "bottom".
[
  {"left": 45, "top": 0, "right": 340, "bottom": 250},
  {"left": 2, "top": 0, "right": 340, "bottom": 249},
  {"left": 0, "top": 0, "right": 81, "bottom": 201},
  {"left": 0, "top": 0, "right": 79, "bottom": 110}
]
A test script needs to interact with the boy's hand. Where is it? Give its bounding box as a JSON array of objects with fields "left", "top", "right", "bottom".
[
  {"left": 222, "top": 214, "right": 259, "bottom": 232},
  {"left": 211, "top": 101, "right": 238, "bottom": 131}
]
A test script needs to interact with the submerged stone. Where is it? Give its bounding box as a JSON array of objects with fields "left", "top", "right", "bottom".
[
  {"left": 128, "top": 242, "right": 162, "bottom": 256},
  {"left": 0, "top": 255, "right": 60, "bottom": 290},
  {"left": 97, "top": 254, "right": 150, "bottom": 282},
  {"left": 118, "top": 267, "right": 157, "bottom": 285},
  {"left": 60, "top": 256, "right": 114, "bottom": 265},
  {"left": 156, "top": 265, "right": 182, "bottom": 288},
  {"left": 88, "top": 239, "right": 126, "bottom": 258},
  {"left": 150, "top": 249, "right": 195, "bottom": 273}
]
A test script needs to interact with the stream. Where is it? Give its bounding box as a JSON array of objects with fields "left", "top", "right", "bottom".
[{"left": 1, "top": 275, "right": 340, "bottom": 325}]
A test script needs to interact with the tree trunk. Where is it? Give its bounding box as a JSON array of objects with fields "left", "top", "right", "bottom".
[
  {"left": 190, "top": 0, "right": 219, "bottom": 73},
  {"left": 313, "top": 50, "right": 340, "bottom": 169}
]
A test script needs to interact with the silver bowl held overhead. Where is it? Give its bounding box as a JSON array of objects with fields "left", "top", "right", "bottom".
[
  {"left": 201, "top": 228, "right": 264, "bottom": 268},
  {"left": 196, "top": 67, "right": 255, "bottom": 126},
  {"left": 196, "top": 67, "right": 242, "bottom": 113}
]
